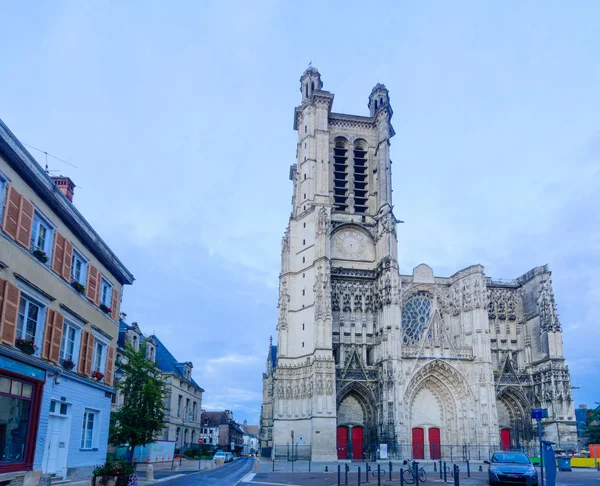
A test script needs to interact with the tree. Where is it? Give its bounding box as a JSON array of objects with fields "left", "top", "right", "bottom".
[
  {"left": 109, "top": 342, "right": 167, "bottom": 461},
  {"left": 584, "top": 408, "right": 600, "bottom": 445}
]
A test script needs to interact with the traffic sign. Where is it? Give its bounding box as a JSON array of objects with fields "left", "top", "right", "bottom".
[{"left": 198, "top": 438, "right": 203, "bottom": 444}]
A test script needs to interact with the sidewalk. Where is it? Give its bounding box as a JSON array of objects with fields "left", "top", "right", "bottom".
[{"left": 68, "top": 457, "right": 219, "bottom": 485}]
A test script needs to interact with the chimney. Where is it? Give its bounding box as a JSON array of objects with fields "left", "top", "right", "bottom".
[{"left": 51, "top": 176, "right": 76, "bottom": 202}]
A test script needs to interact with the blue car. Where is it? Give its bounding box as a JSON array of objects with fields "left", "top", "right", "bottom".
[{"left": 484, "top": 451, "right": 538, "bottom": 485}]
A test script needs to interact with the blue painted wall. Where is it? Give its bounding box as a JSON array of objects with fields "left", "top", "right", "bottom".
[{"left": 34, "top": 372, "right": 112, "bottom": 477}]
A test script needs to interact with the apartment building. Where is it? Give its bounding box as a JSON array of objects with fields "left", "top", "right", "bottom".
[{"left": 0, "top": 120, "right": 134, "bottom": 484}]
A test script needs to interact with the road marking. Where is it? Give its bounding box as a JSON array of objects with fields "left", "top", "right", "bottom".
[
  {"left": 154, "top": 474, "right": 186, "bottom": 482},
  {"left": 239, "top": 472, "right": 256, "bottom": 483},
  {"left": 248, "top": 482, "right": 302, "bottom": 486}
]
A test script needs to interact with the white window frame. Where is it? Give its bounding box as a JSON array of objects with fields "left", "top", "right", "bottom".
[
  {"left": 30, "top": 210, "right": 54, "bottom": 259},
  {"left": 15, "top": 284, "right": 49, "bottom": 356},
  {"left": 71, "top": 248, "right": 88, "bottom": 285},
  {"left": 100, "top": 277, "right": 113, "bottom": 307},
  {"left": 92, "top": 339, "right": 107, "bottom": 373},
  {"left": 81, "top": 408, "right": 100, "bottom": 450},
  {"left": 0, "top": 171, "right": 8, "bottom": 223},
  {"left": 60, "top": 316, "right": 83, "bottom": 364}
]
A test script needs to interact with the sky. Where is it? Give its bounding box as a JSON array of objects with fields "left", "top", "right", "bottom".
[{"left": 0, "top": 1, "right": 599, "bottom": 424}]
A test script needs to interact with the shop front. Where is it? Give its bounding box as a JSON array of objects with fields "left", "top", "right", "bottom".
[{"left": 0, "top": 352, "right": 45, "bottom": 485}]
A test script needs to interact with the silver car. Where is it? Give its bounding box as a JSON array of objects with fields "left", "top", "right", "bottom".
[{"left": 484, "top": 451, "right": 538, "bottom": 485}]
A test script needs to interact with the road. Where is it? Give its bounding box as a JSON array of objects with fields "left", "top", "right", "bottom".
[
  {"left": 152, "top": 460, "right": 600, "bottom": 486},
  {"left": 157, "top": 457, "right": 254, "bottom": 485}
]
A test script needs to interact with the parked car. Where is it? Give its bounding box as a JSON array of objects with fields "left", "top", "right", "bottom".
[
  {"left": 226, "top": 452, "right": 234, "bottom": 462},
  {"left": 213, "top": 451, "right": 227, "bottom": 463},
  {"left": 485, "top": 451, "right": 538, "bottom": 485}
]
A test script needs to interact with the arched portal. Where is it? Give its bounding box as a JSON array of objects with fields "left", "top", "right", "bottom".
[
  {"left": 405, "top": 360, "right": 473, "bottom": 455},
  {"left": 497, "top": 386, "right": 532, "bottom": 448},
  {"left": 337, "top": 382, "right": 377, "bottom": 460}
]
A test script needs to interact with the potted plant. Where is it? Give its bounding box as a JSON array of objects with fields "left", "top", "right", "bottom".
[
  {"left": 71, "top": 280, "right": 86, "bottom": 294},
  {"left": 99, "top": 303, "right": 112, "bottom": 314},
  {"left": 32, "top": 248, "right": 49, "bottom": 263},
  {"left": 92, "top": 370, "right": 105, "bottom": 381},
  {"left": 92, "top": 458, "right": 136, "bottom": 486},
  {"left": 62, "top": 358, "right": 75, "bottom": 370},
  {"left": 15, "top": 338, "right": 37, "bottom": 355}
]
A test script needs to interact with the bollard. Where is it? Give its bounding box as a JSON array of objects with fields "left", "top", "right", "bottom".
[
  {"left": 443, "top": 461, "right": 447, "bottom": 483},
  {"left": 345, "top": 463, "right": 349, "bottom": 485},
  {"left": 389, "top": 461, "right": 392, "bottom": 481},
  {"left": 378, "top": 464, "right": 381, "bottom": 486},
  {"left": 453, "top": 464, "right": 459, "bottom": 486},
  {"left": 145, "top": 464, "right": 154, "bottom": 481},
  {"left": 466, "top": 460, "right": 470, "bottom": 478},
  {"left": 309, "top": 459, "right": 311, "bottom": 472},
  {"left": 434, "top": 461, "right": 437, "bottom": 472},
  {"left": 479, "top": 465, "right": 482, "bottom": 472},
  {"left": 440, "top": 460, "right": 443, "bottom": 479},
  {"left": 272, "top": 459, "right": 275, "bottom": 472},
  {"left": 358, "top": 466, "right": 361, "bottom": 486},
  {"left": 400, "top": 467, "right": 404, "bottom": 486},
  {"left": 326, "top": 466, "right": 329, "bottom": 472},
  {"left": 414, "top": 461, "right": 419, "bottom": 485},
  {"left": 338, "top": 464, "right": 341, "bottom": 486},
  {"left": 366, "top": 462, "right": 369, "bottom": 483}
]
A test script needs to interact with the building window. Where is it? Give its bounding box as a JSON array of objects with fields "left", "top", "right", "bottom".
[
  {"left": 60, "top": 319, "right": 81, "bottom": 362},
  {"left": 30, "top": 212, "right": 53, "bottom": 257},
  {"left": 0, "top": 172, "right": 7, "bottom": 222},
  {"left": 302, "top": 257, "right": 305, "bottom": 263},
  {"left": 49, "top": 400, "right": 69, "bottom": 416},
  {"left": 333, "top": 138, "right": 349, "bottom": 211},
  {"left": 178, "top": 395, "right": 183, "bottom": 417},
  {"left": 81, "top": 409, "right": 98, "bottom": 449},
  {"left": 71, "top": 249, "right": 87, "bottom": 285},
  {"left": 93, "top": 341, "right": 106, "bottom": 372},
  {"left": 17, "top": 295, "right": 44, "bottom": 351},
  {"left": 402, "top": 292, "right": 432, "bottom": 345},
  {"left": 353, "top": 140, "right": 368, "bottom": 213},
  {"left": 100, "top": 278, "right": 113, "bottom": 307}
]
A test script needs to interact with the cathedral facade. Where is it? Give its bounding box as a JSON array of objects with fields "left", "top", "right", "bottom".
[{"left": 259, "top": 68, "right": 576, "bottom": 461}]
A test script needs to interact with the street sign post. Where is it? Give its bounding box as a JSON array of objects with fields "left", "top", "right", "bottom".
[{"left": 531, "top": 408, "right": 549, "bottom": 486}]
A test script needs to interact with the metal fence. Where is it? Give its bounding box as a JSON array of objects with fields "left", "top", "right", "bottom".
[
  {"left": 267, "top": 442, "right": 548, "bottom": 462},
  {"left": 273, "top": 444, "right": 312, "bottom": 461}
]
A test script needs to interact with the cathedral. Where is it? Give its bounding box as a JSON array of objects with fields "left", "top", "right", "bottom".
[{"left": 259, "top": 67, "right": 577, "bottom": 461}]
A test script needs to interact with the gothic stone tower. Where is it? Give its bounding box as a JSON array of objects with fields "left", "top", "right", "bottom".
[
  {"left": 273, "top": 67, "right": 400, "bottom": 461},
  {"left": 268, "top": 67, "right": 576, "bottom": 462}
]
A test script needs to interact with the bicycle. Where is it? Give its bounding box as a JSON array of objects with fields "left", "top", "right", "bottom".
[{"left": 403, "top": 462, "right": 427, "bottom": 484}]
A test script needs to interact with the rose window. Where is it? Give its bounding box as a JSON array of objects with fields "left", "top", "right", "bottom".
[{"left": 402, "top": 292, "right": 432, "bottom": 344}]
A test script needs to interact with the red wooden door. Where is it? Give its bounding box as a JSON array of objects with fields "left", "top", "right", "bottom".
[
  {"left": 337, "top": 426, "right": 348, "bottom": 459},
  {"left": 429, "top": 427, "right": 441, "bottom": 459},
  {"left": 412, "top": 427, "right": 425, "bottom": 459},
  {"left": 501, "top": 429, "right": 511, "bottom": 450},
  {"left": 351, "top": 426, "right": 363, "bottom": 460}
]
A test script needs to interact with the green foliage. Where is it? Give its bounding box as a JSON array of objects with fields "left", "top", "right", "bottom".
[
  {"left": 584, "top": 408, "right": 600, "bottom": 445},
  {"left": 109, "top": 342, "right": 167, "bottom": 458},
  {"left": 92, "top": 458, "right": 135, "bottom": 485}
]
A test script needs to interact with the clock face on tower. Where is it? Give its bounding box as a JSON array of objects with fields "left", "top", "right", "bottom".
[{"left": 334, "top": 229, "right": 368, "bottom": 260}]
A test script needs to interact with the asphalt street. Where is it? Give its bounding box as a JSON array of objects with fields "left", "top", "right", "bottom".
[{"left": 155, "top": 457, "right": 254, "bottom": 485}]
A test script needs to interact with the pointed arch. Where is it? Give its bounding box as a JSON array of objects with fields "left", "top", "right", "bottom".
[{"left": 405, "top": 360, "right": 474, "bottom": 446}]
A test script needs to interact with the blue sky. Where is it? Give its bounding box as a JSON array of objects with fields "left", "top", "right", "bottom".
[{"left": 1, "top": 1, "right": 599, "bottom": 423}]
